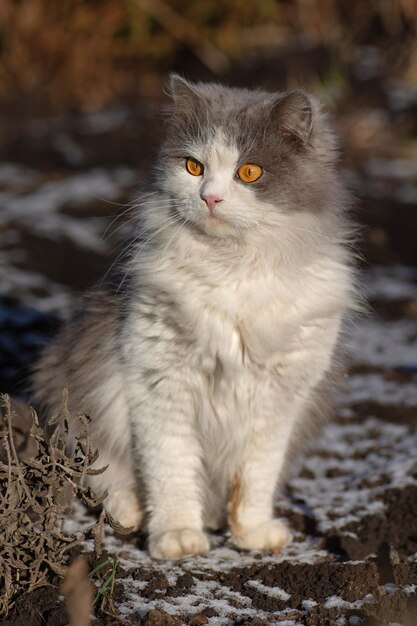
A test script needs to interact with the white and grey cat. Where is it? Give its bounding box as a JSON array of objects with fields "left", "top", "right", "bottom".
[{"left": 33, "top": 76, "right": 358, "bottom": 560}]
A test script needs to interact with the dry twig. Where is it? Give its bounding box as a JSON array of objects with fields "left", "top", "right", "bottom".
[{"left": 0, "top": 393, "right": 107, "bottom": 616}]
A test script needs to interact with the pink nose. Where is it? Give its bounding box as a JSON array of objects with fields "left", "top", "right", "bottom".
[{"left": 201, "top": 194, "right": 223, "bottom": 212}]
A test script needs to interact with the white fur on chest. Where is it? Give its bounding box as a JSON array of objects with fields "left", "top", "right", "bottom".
[{"left": 182, "top": 255, "right": 348, "bottom": 373}]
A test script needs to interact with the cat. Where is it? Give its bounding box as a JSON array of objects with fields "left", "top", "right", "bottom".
[{"left": 32, "top": 75, "right": 358, "bottom": 560}]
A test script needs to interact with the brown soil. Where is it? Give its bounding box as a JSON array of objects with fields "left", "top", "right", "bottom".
[{"left": 1, "top": 584, "right": 67, "bottom": 626}]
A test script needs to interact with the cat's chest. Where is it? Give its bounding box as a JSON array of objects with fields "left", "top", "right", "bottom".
[
  {"left": 183, "top": 252, "right": 353, "bottom": 377},
  {"left": 191, "top": 269, "right": 320, "bottom": 369}
]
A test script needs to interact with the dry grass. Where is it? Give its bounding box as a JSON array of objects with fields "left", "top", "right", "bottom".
[
  {"left": 0, "top": 393, "right": 107, "bottom": 616},
  {"left": 0, "top": 0, "right": 415, "bottom": 112}
]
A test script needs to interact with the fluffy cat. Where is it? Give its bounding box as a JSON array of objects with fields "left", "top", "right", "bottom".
[{"left": 32, "top": 75, "right": 357, "bottom": 560}]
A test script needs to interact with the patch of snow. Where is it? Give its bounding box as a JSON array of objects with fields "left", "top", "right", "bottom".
[
  {"left": 403, "top": 584, "right": 416, "bottom": 596},
  {"left": 0, "top": 256, "right": 74, "bottom": 316},
  {"left": 0, "top": 168, "right": 134, "bottom": 217},
  {"left": 346, "top": 319, "right": 417, "bottom": 367},
  {"left": 0, "top": 163, "right": 39, "bottom": 187},
  {"left": 362, "top": 264, "right": 417, "bottom": 300},
  {"left": 118, "top": 579, "right": 279, "bottom": 626},
  {"left": 245, "top": 579, "right": 291, "bottom": 600},
  {"left": 0, "top": 167, "right": 137, "bottom": 252},
  {"left": 290, "top": 415, "right": 417, "bottom": 533},
  {"left": 365, "top": 158, "right": 417, "bottom": 181},
  {"left": 338, "top": 372, "right": 417, "bottom": 407},
  {"left": 83, "top": 107, "right": 129, "bottom": 133},
  {"left": 63, "top": 500, "right": 331, "bottom": 624},
  {"left": 301, "top": 598, "right": 317, "bottom": 610},
  {"left": 324, "top": 593, "right": 375, "bottom": 609}
]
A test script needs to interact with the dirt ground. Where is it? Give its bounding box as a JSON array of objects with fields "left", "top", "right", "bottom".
[{"left": 1, "top": 59, "right": 417, "bottom": 625}]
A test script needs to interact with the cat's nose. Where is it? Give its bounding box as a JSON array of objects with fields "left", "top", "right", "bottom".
[{"left": 201, "top": 194, "right": 223, "bottom": 213}]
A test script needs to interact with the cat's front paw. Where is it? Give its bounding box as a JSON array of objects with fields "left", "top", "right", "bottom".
[
  {"left": 149, "top": 529, "right": 210, "bottom": 560},
  {"left": 232, "top": 519, "right": 292, "bottom": 553}
]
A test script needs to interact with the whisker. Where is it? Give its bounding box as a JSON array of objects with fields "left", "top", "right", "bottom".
[
  {"left": 102, "top": 200, "right": 185, "bottom": 241},
  {"left": 160, "top": 217, "right": 189, "bottom": 256},
  {"left": 103, "top": 209, "right": 139, "bottom": 240},
  {"left": 95, "top": 196, "right": 134, "bottom": 208},
  {"left": 115, "top": 216, "right": 185, "bottom": 293},
  {"left": 99, "top": 196, "right": 165, "bottom": 239},
  {"left": 99, "top": 214, "right": 183, "bottom": 288},
  {"left": 153, "top": 216, "right": 190, "bottom": 276}
]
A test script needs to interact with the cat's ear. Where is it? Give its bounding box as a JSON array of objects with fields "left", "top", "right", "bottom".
[
  {"left": 272, "top": 90, "right": 313, "bottom": 144},
  {"left": 167, "top": 74, "right": 201, "bottom": 107}
]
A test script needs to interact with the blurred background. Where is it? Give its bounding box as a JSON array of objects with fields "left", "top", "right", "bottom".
[{"left": 1, "top": 0, "right": 417, "bottom": 396}]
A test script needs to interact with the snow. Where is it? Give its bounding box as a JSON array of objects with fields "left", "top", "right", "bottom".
[
  {"left": 362, "top": 264, "right": 417, "bottom": 300},
  {"left": 0, "top": 162, "right": 139, "bottom": 312},
  {"left": 245, "top": 580, "right": 291, "bottom": 601},
  {"left": 0, "top": 167, "right": 136, "bottom": 252},
  {"left": 0, "top": 163, "right": 39, "bottom": 187},
  {"left": 403, "top": 584, "right": 417, "bottom": 596},
  {"left": 365, "top": 158, "right": 417, "bottom": 181},
  {"left": 339, "top": 372, "right": 417, "bottom": 406},
  {"left": 83, "top": 107, "right": 130, "bottom": 133},
  {"left": 347, "top": 319, "right": 417, "bottom": 367},
  {"left": 291, "top": 412, "right": 417, "bottom": 533},
  {"left": 0, "top": 256, "right": 74, "bottom": 315},
  {"left": 324, "top": 594, "right": 375, "bottom": 609}
]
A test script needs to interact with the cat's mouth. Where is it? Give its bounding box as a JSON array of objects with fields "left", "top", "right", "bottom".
[
  {"left": 206, "top": 212, "right": 227, "bottom": 223},
  {"left": 198, "top": 211, "right": 233, "bottom": 237}
]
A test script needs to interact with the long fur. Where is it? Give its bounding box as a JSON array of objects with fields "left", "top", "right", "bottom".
[{"left": 32, "top": 76, "right": 359, "bottom": 559}]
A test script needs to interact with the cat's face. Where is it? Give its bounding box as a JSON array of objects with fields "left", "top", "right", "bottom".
[{"left": 156, "top": 76, "right": 338, "bottom": 240}]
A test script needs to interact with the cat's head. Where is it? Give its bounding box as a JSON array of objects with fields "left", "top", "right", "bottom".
[{"left": 155, "top": 75, "right": 343, "bottom": 242}]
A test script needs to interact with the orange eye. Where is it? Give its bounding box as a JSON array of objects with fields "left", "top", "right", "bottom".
[
  {"left": 186, "top": 158, "right": 204, "bottom": 176},
  {"left": 237, "top": 163, "right": 262, "bottom": 183}
]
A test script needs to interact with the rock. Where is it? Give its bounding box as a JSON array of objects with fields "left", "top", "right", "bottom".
[
  {"left": 188, "top": 614, "right": 209, "bottom": 625},
  {"left": 142, "top": 608, "right": 181, "bottom": 626}
]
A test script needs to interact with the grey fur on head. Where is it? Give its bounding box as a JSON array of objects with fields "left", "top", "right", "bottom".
[{"left": 159, "top": 74, "right": 344, "bottom": 216}]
